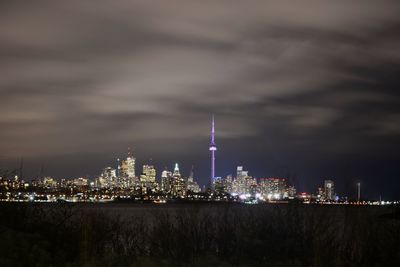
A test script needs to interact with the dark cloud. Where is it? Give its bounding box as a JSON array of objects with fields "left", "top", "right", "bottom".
[{"left": 1, "top": 0, "right": 400, "bottom": 198}]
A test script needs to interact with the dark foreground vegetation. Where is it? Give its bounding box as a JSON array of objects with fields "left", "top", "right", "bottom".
[{"left": 0, "top": 203, "right": 400, "bottom": 267}]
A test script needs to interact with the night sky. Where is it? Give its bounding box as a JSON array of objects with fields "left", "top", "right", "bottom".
[{"left": 1, "top": 1, "right": 400, "bottom": 199}]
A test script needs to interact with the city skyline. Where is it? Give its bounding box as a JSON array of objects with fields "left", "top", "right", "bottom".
[
  {"left": 0, "top": 112, "right": 398, "bottom": 200},
  {"left": 1, "top": 1, "right": 400, "bottom": 200},
  {"left": 0, "top": 114, "right": 394, "bottom": 200},
  {"left": 0, "top": 114, "right": 379, "bottom": 202}
]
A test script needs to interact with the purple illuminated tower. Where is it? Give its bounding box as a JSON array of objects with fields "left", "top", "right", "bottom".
[{"left": 209, "top": 115, "right": 217, "bottom": 184}]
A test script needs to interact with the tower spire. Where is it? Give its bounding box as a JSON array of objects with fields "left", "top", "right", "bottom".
[{"left": 211, "top": 114, "right": 215, "bottom": 145}]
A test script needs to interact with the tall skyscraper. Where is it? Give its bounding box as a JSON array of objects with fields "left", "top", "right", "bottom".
[
  {"left": 100, "top": 166, "right": 117, "bottom": 188},
  {"left": 236, "top": 166, "right": 248, "bottom": 180},
  {"left": 209, "top": 115, "right": 217, "bottom": 184},
  {"left": 161, "top": 168, "right": 173, "bottom": 193},
  {"left": 120, "top": 148, "right": 136, "bottom": 187},
  {"left": 232, "top": 166, "right": 251, "bottom": 195},
  {"left": 172, "top": 163, "right": 186, "bottom": 197},
  {"left": 173, "top": 163, "right": 181, "bottom": 178},
  {"left": 125, "top": 148, "right": 136, "bottom": 179},
  {"left": 141, "top": 165, "right": 156, "bottom": 183}
]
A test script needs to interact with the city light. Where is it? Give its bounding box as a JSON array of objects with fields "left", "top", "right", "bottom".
[{"left": 0, "top": 116, "right": 396, "bottom": 205}]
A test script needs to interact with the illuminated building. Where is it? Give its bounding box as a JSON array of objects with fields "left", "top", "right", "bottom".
[
  {"left": 141, "top": 165, "right": 156, "bottom": 183},
  {"left": 100, "top": 167, "right": 117, "bottom": 188},
  {"left": 139, "top": 164, "right": 158, "bottom": 194},
  {"left": 224, "top": 175, "right": 233, "bottom": 193},
  {"left": 161, "top": 169, "right": 173, "bottom": 193},
  {"left": 120, "top": 148, "right": 137, "bottom": 187},
  {"left": 43, "top": 177, "right": 58, "bottom": 189},
  {"left": 232, "top": 166, "right": 245, "bottom": 193},
  {"left": 171, "top": 163, "right": 186, "bottom": 197},
  {"left": 232, "top": 166, "right": 253, "bottom": 195},
  {"left": 103, "top": 167, "right": 117, "bottom": 179},
  {"left": 259, "top": 178, "right": 287, "bottom": 199},
  {"left": 173, "top": 163, "right": 181, "bottom": 177},
  {"left": 213, "top": 177, "right": 225, "bottom": 194},
  {"left": 324, "top": 180, "right": 335, "bottom": 201},
  {"left": 72, "top": 177, "right": 88, "bottom": 187}
]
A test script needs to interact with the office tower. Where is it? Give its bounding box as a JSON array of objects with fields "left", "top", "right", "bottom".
[
  {"left": 100, "top": 166, "right": 117, "bottom": 188},
  {"left": 102, "top": 167, "right": 117, "bottom": 180},
  {"left": 173, "top": 163, "right": 181, "bottom": 178},
  {"left": 324, "top": 180, "right": 335, "bottom": 200},
  {"left": 140, "top": 164, "right": 157, "bottom": 194},
  {"left": 120, "top": 148, "right": 137, "bottom": 187},
  {"left": 232, "top": 166, "right": 251, "bottom": 194},
  {"left": 141, "top": 165, "right": 156, "bottom": 183},
  {"left": 161, "top": 169, "right": 173, "bottom": 193},
  {"left": 236, "top": 166, "right": 248, "bottom": 180},
  {"left": 122, "top": 148, "right": 136, "bottom": 178},
  {"left": 209, "top": 115, "right": 217, "bottom": 184},
  {"left": 171, "top": 163, "right": 186, "bottom": 197},
  {"left": 187, "top": 165, "right": 201, "bottom": 193}
]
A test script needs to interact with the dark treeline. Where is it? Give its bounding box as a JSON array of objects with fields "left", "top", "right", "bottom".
[{"left": 0, "top": 203, "right": 399, "bottom": 267}]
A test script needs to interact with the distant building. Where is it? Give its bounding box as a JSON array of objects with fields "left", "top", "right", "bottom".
[
  {"left": 100, "top": 167, "right": 117, "bottom": 188},
  {"left": 141, "top": 165, "right": 156, "bottom": 183},
  {"left": 224, "top": 175, "right": 233, "bottom": 193},
  {"left": 120, "top": 148, "right": 137, "bottom": 187},
  {"left": 161, "top": 169, "right": 173, "bottom": 193},
  {"left": 259, "top": 178, "right": 287, "bottom": 199},
  {"left": 287, "top": 186, "right": 297, "bottom": 198},
  {"left": 236, "top": 166, "right": 248, "bottom": 180},
  {"left": 43, "top": 176, "right": 58, "bottom": 188},
  {"left": 187, "top": 166, "right": 201, "bottom": 193},
  {"left": 324, "top": 180, "right": 335, "bottom": 201},
  {"left": 213, "top": 177, "right": 225, "bottom": 194},
  {"left": 102, "top": 167, "right": 116, "bottom": 179},
  {"left": 72, "top": 177, "right": 88, "bottom": 187},
  {"left": 232, "top": 166, "right": 250, "bottom": 194},
  {"left": 171, "top": 163, "right": 186, "bottom": 197},
  {"left": 139, "top": 165, "right": 157, "bottom": 194}
]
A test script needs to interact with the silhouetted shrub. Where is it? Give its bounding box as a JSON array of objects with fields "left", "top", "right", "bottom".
[{"left": 0, "top": 203, "right": 399, "bottom": 266}]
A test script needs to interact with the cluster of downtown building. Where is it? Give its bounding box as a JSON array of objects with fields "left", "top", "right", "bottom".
[
  {"left": 95, "top": 149, "right": 202, "bottom": 198},
  {"left": 82, "top": 152, "right": 338, "bottom": 202}
]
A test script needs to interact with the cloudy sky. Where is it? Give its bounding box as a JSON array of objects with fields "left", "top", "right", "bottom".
[{"left": 1, "top": 0, "right": 400, "bottom": 198}]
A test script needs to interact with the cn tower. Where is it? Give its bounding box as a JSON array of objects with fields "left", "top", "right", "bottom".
[{"left": 209, "top": 115, "right": 217, "bottom": 184}]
